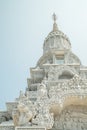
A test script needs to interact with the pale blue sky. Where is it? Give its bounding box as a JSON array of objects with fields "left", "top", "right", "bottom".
[{"left": 0, "top": 0, "right": 87, "bottom": 109}]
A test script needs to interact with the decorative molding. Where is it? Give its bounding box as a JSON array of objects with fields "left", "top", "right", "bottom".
[{"left": 15, "top": 127, "right": 46, "bottom": 130}]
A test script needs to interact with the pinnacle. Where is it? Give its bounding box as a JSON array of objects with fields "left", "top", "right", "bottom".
[{"left": 52, "top": 13, "right": 58, "bottom": 31}]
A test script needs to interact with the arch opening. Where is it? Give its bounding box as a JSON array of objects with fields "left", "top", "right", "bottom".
[{"left": 59, "top": 71, "right": 74, "bottom": 79}]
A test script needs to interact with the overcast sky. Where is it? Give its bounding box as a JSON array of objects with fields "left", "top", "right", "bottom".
[{"left": 0, "top": 0, "right": 87, "bottom": 110}]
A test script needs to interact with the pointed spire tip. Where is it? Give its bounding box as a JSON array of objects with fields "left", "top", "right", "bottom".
[
  {"left": 52, "top": 13, "right": 57, "bottom": 23},
  {"left": 52, "top": 13, "right": 58, "bottom": 31}
]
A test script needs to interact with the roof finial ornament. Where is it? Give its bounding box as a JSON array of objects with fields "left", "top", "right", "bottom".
[
  {"left": 53, "top": 13, "right": 57, "bottom": 23},
  {"left": 52, "top": 13, "right": 58, "bottom": 31}
]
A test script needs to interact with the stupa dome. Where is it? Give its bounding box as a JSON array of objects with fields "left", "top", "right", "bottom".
[{"left": 43, "top": 13, "right": 71, "bottom": 54}]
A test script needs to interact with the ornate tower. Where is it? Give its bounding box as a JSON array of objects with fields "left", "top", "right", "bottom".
[
  {"left": 27, "top": 13, "right": 82, "bottom": 98},
  {"left": 1, "top": 14, "right": 87, "bottom": 130}
]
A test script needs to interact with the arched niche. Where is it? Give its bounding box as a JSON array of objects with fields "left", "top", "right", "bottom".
[{"left": 58, "top": 70, "right": 74, "bottom": 80}]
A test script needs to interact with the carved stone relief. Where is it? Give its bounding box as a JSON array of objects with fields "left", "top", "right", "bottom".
[
  {"left": 65, "top": 52, "right": 81, "bottom": 64},
  {"left": 53, "top": 105, "right": 87, "bottom": 130},
  {"left": 1, "top": 15, "right": 87, "bottom": 130},
  {"left": 12, "top": 91, "right": 37, "bottom": 126},
  {"left": 12, "top": 84, "right": 54, "bottom": 130},
  {"left": 48, "top": 65, "right": 77, "bottom": 81}
]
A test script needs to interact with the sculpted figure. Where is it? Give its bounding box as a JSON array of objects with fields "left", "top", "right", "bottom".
[
  {"left": 32, "top": 105, "right": 54, "bottom": 129},
  {"left": 19, "top": 90, "right": 26, "bottom": 101},
  {"left": 12, "top": 93, "right": 37, "bottom": 126},
  {"left": 12, "top": 109, "right": 20, "bottom": 126},
  {"left": 17, "top": 102, "right": 33, "bottom": 125},
  {"left": 37, "top": 83, "right": 48, "bottom": 100}
]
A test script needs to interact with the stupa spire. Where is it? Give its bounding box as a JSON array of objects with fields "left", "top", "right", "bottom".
[{"left": 52, "top": 13, "right": 58, "bottom": 31}]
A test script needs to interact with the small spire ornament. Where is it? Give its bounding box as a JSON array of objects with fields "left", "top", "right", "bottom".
[
  {"left": 52, "top": 13, "right": 57, "bottom": 23},
  {"left": 52, "top": 13, "right": 58, "bottom": 31}
]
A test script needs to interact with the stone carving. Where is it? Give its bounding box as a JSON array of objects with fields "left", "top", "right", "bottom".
[
  {"left": 32, "top": 105, "right": 54, "bottom": 129},
  {"left": 48, "top": 74, "right": 87, "bottom": 108},
  {"left": 53, "top": 105, "right": 87, "bottom": 130},
  {"left": 43, "top": 28, "right": 71, "bottom": 54},
  {"left": 48, "top": 65, "right": 78, "bottom": 81},
  {"left": 37, "top": 83, "right": 48, "bottom": 100},
  {"left": 65, "top": 52, "right": 81, "bottom": 64},
  {"left": 12, "top": 91, "right": 36, "bottom": 126},
  {"left": 12, "top": 109, "right": 19, "bottom": 126},
  {"left": 80, "top": 71, "right": 87, "bottom": 79},
  {"left": 33, "top": 83, "right": 54, "bottom": 129},
  {"left": 48, "top": 74, "right": 87, "bottom": 92},
  {"left": 2, "top": 14, "right": 87, "bottom": 130},
  {"left": 6, "top": 102, "right": 18, "bottom": 113},
  {"left": 12, "top": 84, "right": 54, "bottom": 129}
]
